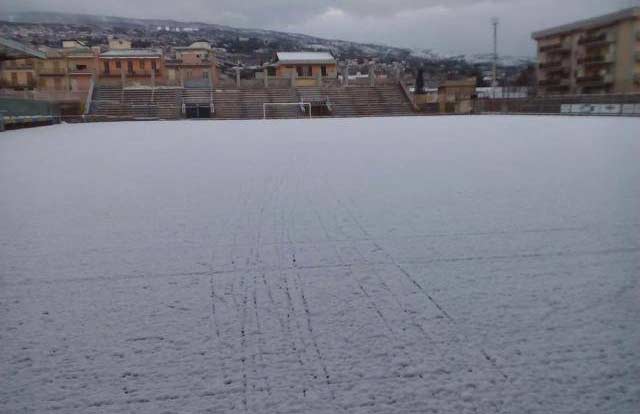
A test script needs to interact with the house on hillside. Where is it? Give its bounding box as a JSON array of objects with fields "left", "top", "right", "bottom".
[
  {"left": 98, "top": 37, "right": 163, "bottom": 87},
  {"left": 165, "top": 41, "right": 219, "bottom": 87},
  {"left": 272, "top": 52, "right": 338, "bottom": 86},
  {"left": 37, "top": 41, "right": 99, "bottom": 96}
]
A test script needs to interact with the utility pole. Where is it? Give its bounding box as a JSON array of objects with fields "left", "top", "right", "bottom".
[{"left": 492, "top": 17, "right": 499, "bottom": 99}]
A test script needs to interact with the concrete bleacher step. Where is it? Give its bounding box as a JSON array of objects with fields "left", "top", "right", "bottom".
[{"left": 90, "top": 84, "right": 415, "bottom": 120}]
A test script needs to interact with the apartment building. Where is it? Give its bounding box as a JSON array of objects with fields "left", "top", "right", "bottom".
[{"left": 532, "top": 7, "right": 640, "bottom": 95}]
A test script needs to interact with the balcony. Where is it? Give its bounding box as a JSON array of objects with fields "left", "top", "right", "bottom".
[
  {"left": 69, "top": 69, "right": 94, "bottom": 75},
  {"left": 539, "top": 60, "right": 564, "bottom": 69},
  {"left": 541, "top": 44, "right": 571, "bottom": 55},
  {"left": 101, "top": 69, "right": 160, "bottom": 78},
  {"left": 539, "top": 42, "right": 563, "bottom": 52},
  {"left": 127, "top": 70, "right": 160, "bottom": 77},
  {"left": 577, "top": 54, "right": 614, "bottom": 66},
  {"left": 39, "top": 67, "right": 67, "bottom": 76},
  {"left": 576, "top": 74, "right": 614, "bottom": 86},
  {"left": 539, "top": 78, "right": 569, "bottom": 87},
  {"left": 2, "top": 62, "right": 34, "bottom": 70},
  {"left": 545, "top": 85, "right": 571, "bottom": 93},
  {"left": 579, "top": 32, "right": 616, "bottom": 47},
  {"left": 165, "top": 58, "right": 214, "bottom": 67},
  {"left": 545, "top": 68, "right": 570, "bottom": 77}
]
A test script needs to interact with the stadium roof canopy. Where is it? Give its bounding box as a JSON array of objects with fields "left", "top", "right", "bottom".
[
  {"left": 275, "top": 52, "right": 336, "bottom": 65},
  {"left": 0, "top": 37, "right": 46, "bottom": 61}
]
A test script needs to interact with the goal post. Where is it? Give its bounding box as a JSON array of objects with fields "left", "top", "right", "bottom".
[{"left": 263, "top": 102, "right": 312, "bottom": 119}]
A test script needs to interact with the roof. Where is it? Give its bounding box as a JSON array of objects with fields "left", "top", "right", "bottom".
[
  {"left": 532, "top": 7, "right": 640, "bottom": 39},
  {"left": 276, "top": 52, "right": 336, "bottom": 65},
  {"left": 438, "top": 78, "right": 476, "bottom": 89},
  {"left": 100, "top": 49, "right": 162, "bottom": 58},
  {"left": 44, "top": 47, "right": 95, "bottom": 59},
  {"left": 0, "top": 37, "right": 46, "bottom": 60}
]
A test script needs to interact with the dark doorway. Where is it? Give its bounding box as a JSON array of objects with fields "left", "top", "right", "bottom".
[{"left": 185, "top": 104, "right": 211, "bottom": 119}]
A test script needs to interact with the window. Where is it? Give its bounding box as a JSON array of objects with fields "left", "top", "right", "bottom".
[
  {"left": 296, "top": 66, "right": 303, "bottom": 77},
  {"left": 127, "top": 61, "right": 133, "bottom": 74},
  {"left": 321, "top": 65, "right": 327, "bottom": 77},
  {"left": 151, "top": 61, "right": 157, "bottom": 71},
  {"left": 11, "top": 72, "right": 18, "bottom": 85},
  {"left": 76, "top": 64, "right": 87, "bottom": 71},
  {"left": 115, "top": 61, "right": 121, "bottom": 69},
  {"left": 103, "top": 61, "right": 110, "bottom": 74},
  {"left": 203, "top": 71, "right": 209, "bottom": 79}
]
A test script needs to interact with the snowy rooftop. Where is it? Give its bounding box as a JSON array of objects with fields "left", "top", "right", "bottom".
[
  {"left": 1, "top": 117, "right": 639, "bottom": 413},
  {"left": 101, "top": 49, "right": 162, "bottom": 58},
  {"left": 276, "top": 51, "right": 336, "bottom": 65}
]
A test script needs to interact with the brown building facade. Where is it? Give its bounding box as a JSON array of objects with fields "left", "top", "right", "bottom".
[
  {"left": 37, "top": 42, "right": 99, "bottom": 95},
  {"left": 98, "top": 48, "right": 164, "bottom": 87},
  {"left": 165, "top": 42, "right": 219, "bottom": 87},
  {"left": 273, "top": 52, "right": 338, "bottom": 86},
  {"left": 532, "top": 7, "right": 640, "bottom": 95}
]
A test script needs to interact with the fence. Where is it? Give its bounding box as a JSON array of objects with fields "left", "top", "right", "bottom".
[{"left": 475, "top": 94, "right": 640, "bottom": 116}]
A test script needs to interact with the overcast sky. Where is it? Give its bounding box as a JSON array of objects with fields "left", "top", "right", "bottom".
[{"left": 1, "top": 0, "right": 638, "bottom": 56}]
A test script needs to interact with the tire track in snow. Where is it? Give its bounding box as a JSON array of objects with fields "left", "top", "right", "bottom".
[
  {"left": 284, "top": 160, "right": 340, "bottom": 406},
  {"left": 328, "top": 190, "right": 513, "bottom": 406},
  {"left": 341, "top": 194, "right": 508, "bottom": 378}
]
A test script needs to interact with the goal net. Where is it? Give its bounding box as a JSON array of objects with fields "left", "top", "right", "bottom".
[{"left": 263, "top": 102, "right": 312, "bottom": 119}]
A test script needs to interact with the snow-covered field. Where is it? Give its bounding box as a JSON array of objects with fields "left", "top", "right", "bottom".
[{"left": 1, "top": 116, "right": 639, "bottom": 414}]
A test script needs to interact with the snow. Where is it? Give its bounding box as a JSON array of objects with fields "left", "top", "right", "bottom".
[
  {"left": 1, "top": 116, "right": 639, "bottom": 413},
  {"left": 276, "top": 52, "right": 336, "bottom": 64}
]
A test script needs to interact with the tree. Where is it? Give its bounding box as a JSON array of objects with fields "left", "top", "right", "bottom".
[{"left": 415, "top": 67, "right": 425, "bottom": 95}]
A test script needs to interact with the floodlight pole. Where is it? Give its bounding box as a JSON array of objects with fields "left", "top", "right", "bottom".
[{"left": 492, "top": 17, "right": 499, "bottom": 99}]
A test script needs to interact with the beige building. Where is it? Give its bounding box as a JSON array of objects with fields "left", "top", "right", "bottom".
[
  {"left": 98, "top": 48, "right": 163, "bottom": 86},
  {"left": 37, "top": 41, "right": 99, "bottom": 95},
  {"left": 1, "top": 40, "right": 98, "bottom": 95},
  {"left": 165, "top": 42, "right": 219, "bottom": 87},
  {"left": 532, "top": 7, "right": 640, "bottom": 95},
  {"left": 437, "top": 78, "right": 476, "bottom": 113},
  {"left": 273, "top": 52, "right": 338, "bottom": 86},
  {"left": 0, "top": 57, "right": 36, "bottom": 89}
]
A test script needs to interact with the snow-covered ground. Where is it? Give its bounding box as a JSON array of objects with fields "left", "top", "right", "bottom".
[{"left": 1, "top": 116, "right": 639, "bottom": 413}]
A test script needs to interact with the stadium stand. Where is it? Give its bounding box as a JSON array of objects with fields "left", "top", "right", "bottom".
[{"left": 89, "top": 83, "right": 416, "bottom": 120}]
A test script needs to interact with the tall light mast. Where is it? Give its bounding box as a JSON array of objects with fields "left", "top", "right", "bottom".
[{"left": 492, "top": 17, "right": 499, "bottom": 99}]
